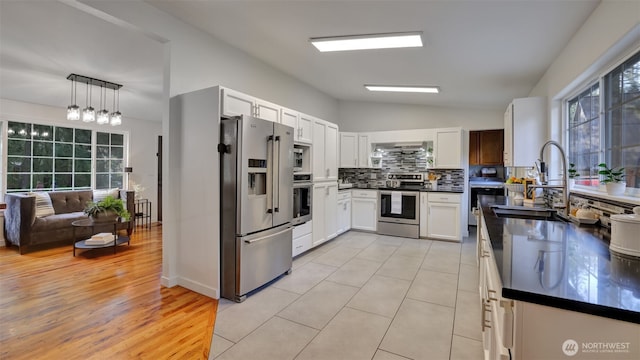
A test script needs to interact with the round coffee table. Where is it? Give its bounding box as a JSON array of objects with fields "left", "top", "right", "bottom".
[{"left": 72, "top": 218, "right": 130, "bottom": 256}]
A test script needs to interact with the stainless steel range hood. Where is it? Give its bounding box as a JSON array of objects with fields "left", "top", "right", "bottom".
[{"left": 373, "top": 141, "right": 427, "bottom": 152}]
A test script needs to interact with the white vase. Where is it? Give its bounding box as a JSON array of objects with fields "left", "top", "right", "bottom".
[
  {"left": 568, "top": 178, "right": 575, "bottom": 189},
  {"left": 605, "top": 182, "right": 626, "bottom": 196}
]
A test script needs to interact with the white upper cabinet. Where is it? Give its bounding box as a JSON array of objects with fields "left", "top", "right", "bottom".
[
  {"left": 313, "top": 119, "right": 338, "bottom": 182},
  {"left": 221, "top": 87, "right": 281, "bottom": 123},
  {"left": 298, "top": 113, "right": 314, "bottom": 144},
  {"left": 357, "top": 134, "right": 371, "bottom": 168},
  {"left": 281, "top": 107, "right": 298, "bottom": 133},
  {"left": 255, "top": 99, "right": 281, "bottom": 123},
  {"left": 221, "top": 88, "right": 255, "bottom": 118},
  {"left": 339, "top": 132, "right": 358, "bottom": 168},
  {"left": 434, "top": 128, "right": 463, "bottom": 168},
  {"left": 504, "top": 97, "right": 546, "bottom": 167}
]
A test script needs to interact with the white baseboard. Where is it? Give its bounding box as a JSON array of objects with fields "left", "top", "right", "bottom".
[
  {"left": 177, "top": 277, "right": 219, "bottom": 299},
  {"left": 161, "top": 275, "right": 178, "bottom": 288}
]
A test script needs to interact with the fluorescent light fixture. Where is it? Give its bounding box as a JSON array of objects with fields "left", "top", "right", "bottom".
[
  {"left": 365, "top": 85, "right": 440, "bottom": 93},
  {"left": 310, "top": 32, "right": 422, "bottom": 52}
]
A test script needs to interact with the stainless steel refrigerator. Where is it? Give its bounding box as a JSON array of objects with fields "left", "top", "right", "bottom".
[{"left": 220, "top": 115, "right": 294, "bottom": 302}]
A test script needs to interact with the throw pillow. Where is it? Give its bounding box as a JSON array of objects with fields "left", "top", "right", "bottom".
[
  {"left": 93, "top": 188, "right": 119, "bottom": 202},
  {"left": 29, "top": 192, "right": 55, "bottom": 218}
]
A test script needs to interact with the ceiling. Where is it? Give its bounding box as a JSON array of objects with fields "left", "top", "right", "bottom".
[
  {"left": 0, "top": 1, "right": 600, "bottom": 124},
  {"left": 0, "top": 1, "right": 164, "bottom": 123}
]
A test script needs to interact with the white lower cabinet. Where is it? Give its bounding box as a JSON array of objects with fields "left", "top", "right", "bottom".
[
  {"left": 337, "top": 191, "right": 351, "bottom": 235},
  {"left": 419, "top": 192, "right": 428, "bottom": 237},
  {"left": 426, "top": 193, "right": 461, "bottom": 241},
  {"left": 292, "top": 221, "right": 312, "bottom": 257},
  {"left": 351, "top": 190, "right": 378, "bottom": 231},
  {"left": 312, "top": 182, "right": 338, "bottom": 247}
]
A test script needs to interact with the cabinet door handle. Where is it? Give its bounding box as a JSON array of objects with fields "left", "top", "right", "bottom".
[
  {"left": 488, "top": 289, "right": 498, "bottom": 302},
  {"left": 481, "top": 300, "right": 492, "bottom": 331}
]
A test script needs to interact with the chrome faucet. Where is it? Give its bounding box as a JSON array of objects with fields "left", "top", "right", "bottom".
[{"left": 536, "top": 140, "right": 569, "bottom": 218}]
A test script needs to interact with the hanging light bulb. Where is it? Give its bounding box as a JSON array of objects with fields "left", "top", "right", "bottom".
[
  {"left": 97, "top": 84, "right": 110, "bottom": 125},
  {"left": 67, "top": 77, "right": 80, "bottom": 120},
  {"left": 110, "top": 87, "right": 122, "bottom": 126},
  {"left": 82, "top": 80, "right": 95, "bottom": 122}
]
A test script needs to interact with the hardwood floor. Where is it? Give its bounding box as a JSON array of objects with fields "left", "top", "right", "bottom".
[{"left": 0, "top": 224, "right": 218, "bottom": 360}]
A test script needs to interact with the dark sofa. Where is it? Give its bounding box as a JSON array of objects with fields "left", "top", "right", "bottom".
[{"left": 4, "top": 189, "right": 134, "bottom": 254}]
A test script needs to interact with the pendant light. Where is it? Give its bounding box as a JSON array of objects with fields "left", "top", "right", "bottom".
[
  {"left": 82, "top": 80, "right": 95, "bottom": 122},
  {"left": 66, "top": 78, "right": 80, "bottom": 120},
  {"left": 110, "top": 87, "right": 122, "bottom": 126},
  {"left": 97, "top": 84, "right": 110, "bottom": 125}
]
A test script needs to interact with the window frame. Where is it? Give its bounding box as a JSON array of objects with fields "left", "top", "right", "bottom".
[{"left": 2, "top": 121, "right": 129, "bottom": 193}]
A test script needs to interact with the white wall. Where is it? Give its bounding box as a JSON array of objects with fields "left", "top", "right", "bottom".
[
  {"left": 0, "top": 98, "right": 161, "bottom": 222},
  {"left": 336, "top": 100, "right": 503, "bottom": 132}
]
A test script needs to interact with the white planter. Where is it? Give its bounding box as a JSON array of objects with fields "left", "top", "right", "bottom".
[
  {"left": 605, "top": 182, "right": 626, "bottom": 196},
  {"left": 568, "top": 178, "right": 575, "bottom": 189}
]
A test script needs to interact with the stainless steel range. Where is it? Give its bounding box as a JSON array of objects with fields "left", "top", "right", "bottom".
[{"left": 377, "top": 173, "right": 424, "bottom": 239}]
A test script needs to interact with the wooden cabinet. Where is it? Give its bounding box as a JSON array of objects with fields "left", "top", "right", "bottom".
[
  {"left": 434, "top": 128, "right": 463, "bottom": 168},
  {"left": 426, "top": 193, "right": 461, "bottom": 241},
  {"left": 470, "top": 130, "right": 504, "bottom": 165},
  {"left": 312, "top": 182, "right": 338, "bottom": 247},
  {"left": 339, "top": 132, "right": 358, "bottom": 168},
  {"left": 313, "top": 119, "right": 338, "bottom": 182},
  {"left": 419, "top": 192, "right": 428, "bottom": 237},
  {"left": 337, "top": 191, "right": 351, "bottom": 235},
  {"left": 504, "top": 97, "right": 546, "bottom": 167},
  {"left": 351, "top": 190, "right": 377, "bottom": 231}
]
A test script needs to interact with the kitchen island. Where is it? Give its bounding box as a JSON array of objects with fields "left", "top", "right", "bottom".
[{"left": 477, "top": 195, "right": 639, "bottom": 360}]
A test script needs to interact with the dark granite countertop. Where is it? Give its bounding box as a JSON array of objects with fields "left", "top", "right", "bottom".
[
  {"left": 344, "top": 185, "right": 463, "bottom": 193},
  {"left": 479, "top": 195, "right": 640, "bottom": 324}
]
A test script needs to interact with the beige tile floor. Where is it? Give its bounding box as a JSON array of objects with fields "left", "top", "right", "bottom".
[{"left": 210, "top": 230, "right": 483, "bottom": 360}]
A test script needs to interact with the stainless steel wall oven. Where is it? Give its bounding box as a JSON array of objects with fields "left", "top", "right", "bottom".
[{"left": 293, "top": 173, "right": 312, "bottom": 225}]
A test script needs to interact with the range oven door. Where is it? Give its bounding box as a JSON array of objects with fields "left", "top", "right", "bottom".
[
  {"left": 292, "top": 182, "right": 312, "bottom": 225},
  {"left": 378, "top": 190, "right": 419, "bottom": 225}
]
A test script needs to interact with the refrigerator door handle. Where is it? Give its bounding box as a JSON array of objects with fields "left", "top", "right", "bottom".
[
  {"left": 244, "top": 227, "right": 291, "bottom": 244},
  {"left": 266, "top": 135, "right": 274, "bottom": 214},
  {"left": 274, "top": 135, "right": 280, "bottom": 212}
]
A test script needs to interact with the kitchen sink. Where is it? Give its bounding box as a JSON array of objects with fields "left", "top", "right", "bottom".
[{"left": 490, "top": 204, "right": 559, "bottom": 221}]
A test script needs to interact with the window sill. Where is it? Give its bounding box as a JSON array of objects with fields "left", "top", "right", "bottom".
[{"left": 570, "top": 186, "right": 640, "bottom": 206}]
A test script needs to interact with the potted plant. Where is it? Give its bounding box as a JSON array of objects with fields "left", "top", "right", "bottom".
[
  {"left": 84, "top": 195, "right": 131, "bottom": 222},
  {"left": 568, "top": 163, "right": 579, "bottom": 188},
  {"left": 598, "top": 163, "right": 626, "bottom": 195}
]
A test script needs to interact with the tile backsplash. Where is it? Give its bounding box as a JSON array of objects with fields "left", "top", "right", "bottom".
[{"left": 338, "top": 167, "right": 465, "bottom": 192}]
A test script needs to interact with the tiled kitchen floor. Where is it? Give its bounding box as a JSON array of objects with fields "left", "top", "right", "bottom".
[{"left": 210, "top": 230, "right": 483, "bottom": 360}]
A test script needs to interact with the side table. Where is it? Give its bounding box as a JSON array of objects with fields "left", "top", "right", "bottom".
[
  {"left": 72, "top": 218, "right": 130, "bottom": 256},
  {"left": 134, "top": 199, "right": 151, "bottom": 229}
]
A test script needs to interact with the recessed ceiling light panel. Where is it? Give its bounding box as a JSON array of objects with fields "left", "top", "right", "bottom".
[
  {"left": 365, "top": 85, "right": 440, "bottom": 94},
  {"left": 310, "top": 32, "right": 423, "bottom": 52}
]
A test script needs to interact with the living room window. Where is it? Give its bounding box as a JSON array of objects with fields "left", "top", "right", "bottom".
[
  {"left": 5, "top": 121, "right": 126, "bottom": 192},
  {"left": 567, "top": 50, "right": 640, "bottom": 192}
]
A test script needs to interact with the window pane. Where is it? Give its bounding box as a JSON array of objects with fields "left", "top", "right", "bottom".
[
  {"left": 32, "top": 174, "right": 52, "bottom": 189},
  {"left": 111, "top": 133, "right": 123, "bottom": 145},
  {"left": 96, "top": 174, "right": 110, "bottom": 189},
  {"left": 623, "top": 146, "right": 640, "bottom": 188},
  {"left": 32, "top": 141, "right": 53, "bottom": 156},
  {"left": 54, "top": 174, "right": 72, "bottom": 188},
  {"left": 75, "top": 174, "right": 91, "bottom": 188},
  {"left": 55, "top": 158, "right": 72, "bottom": 172},
  {"left": 96, "top": 160, "right": 109, "bottom": 173},
  {"left": 622, "top": 98, "right": 640, "bottom": 147},
  {"left": 74, "top": 159, "right": 92, "bottom": 172},
  {"left": 110, "top": 160, "right": 123, "bottom": 173},
  {"left": 33, "top": 124, "right": 53, "bottom": 140},
  {"left": 110, "top": 174, "right": 123, "bottom": 189},
  {"left": 96, "top": 145, "right": 110, "bottom": 159},
  {"left": 97, "top": 132, "right": 110, "bottom": 145},
  {"left": 55, "top": 143, "right": 73, "bottom": 157},
  {"left": 8, "top": 139, "right": 31, "bottom": 156},
  {"left": 7, "top": 174, "right": 30, "bottom": 191},
  {"left": 622, "top": 52, "right": 640, "bottom": 102},
  {"left": 8, "top": 122, "right": 30, "bottom": 139},
  {"left": 75, "top": 144, "right": 91, "bottom": 158},
  {"left": 55, "top": 127, "right": 74, "bottom": 142},
  {"left": 111, "top": 146, "right": 123, "bottom": 159},
  {"left": 7, "top": 157, "right": 31, "bottom": 172},
  {"left": 75, "top": 129, "right": 91, "bottom": 144},
  {"left": 33, "top": 158, "right": 53, "bottom": 172}
]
